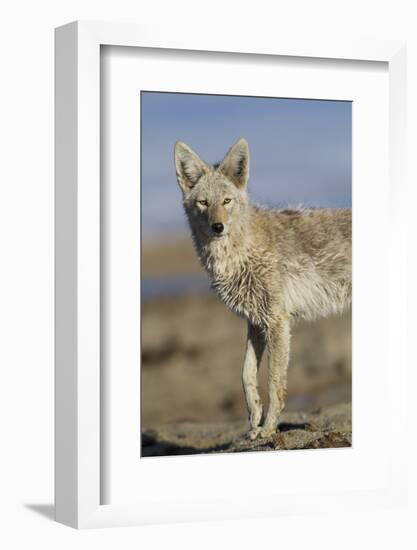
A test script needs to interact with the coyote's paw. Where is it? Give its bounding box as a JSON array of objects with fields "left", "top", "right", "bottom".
[
  {"left": 258, "top": 426, "right": 276, "bottom": 440},
  {"left": 246, "top": 427, "right": 262, "bottom": 441},
  {"left": 246, "top": 426, "right": 276, "bottom": 441}
]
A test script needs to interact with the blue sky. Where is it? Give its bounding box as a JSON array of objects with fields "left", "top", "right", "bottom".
[{"left": 141, "top": 92, "right": 351, "bottom": 240}]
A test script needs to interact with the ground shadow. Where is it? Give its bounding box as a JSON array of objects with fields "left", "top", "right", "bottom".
[
  {"left": 278, "top": 421, "right": 309, "bottom": 432},
  {"left": 24, "top": 503, "right": 55, "bottom": 521},
  {"left": 141, "top": 432, "right": 231, "bottom": 457}
]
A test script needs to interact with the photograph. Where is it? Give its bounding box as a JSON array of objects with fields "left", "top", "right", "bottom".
[{"left": 140, "top": 91, "right": 352, "bottom": 457}]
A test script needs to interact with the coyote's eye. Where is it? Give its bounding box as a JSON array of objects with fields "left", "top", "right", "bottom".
[
  {"left": 223, "top": 198, "right": 232, "bottom": 205},
  {"left": 197, "top": 199, "right": 208, "bottom": 206}
]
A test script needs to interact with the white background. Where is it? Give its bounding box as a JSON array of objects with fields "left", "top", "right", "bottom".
[{"left": 0, "top": 0, "right": 416, "bottom": 548}]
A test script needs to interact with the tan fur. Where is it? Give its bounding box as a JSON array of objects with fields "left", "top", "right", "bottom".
[{"left": 174, "top": 138, "right": 352, "bottom": 439}]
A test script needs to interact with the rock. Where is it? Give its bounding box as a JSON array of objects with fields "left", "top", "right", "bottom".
[{"left": 142, "top": 402, "right": 351, "bottom": 457}]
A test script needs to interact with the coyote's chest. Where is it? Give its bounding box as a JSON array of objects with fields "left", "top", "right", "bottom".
[{"left": 201, "top": 242, "right": 272, "bottom": 328}]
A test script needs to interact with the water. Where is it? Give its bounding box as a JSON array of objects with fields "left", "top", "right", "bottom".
[{"left": 142, "top": 274, "right": 211, "bottom": 301}]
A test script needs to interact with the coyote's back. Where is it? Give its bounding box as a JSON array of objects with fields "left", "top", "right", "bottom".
[{"left": 266, "top": 207, "right": 352, "bottom": 321}]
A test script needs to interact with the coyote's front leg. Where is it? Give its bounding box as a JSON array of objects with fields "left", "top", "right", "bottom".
[
  {"left": 242, "top": 322, "right": 266, "bottom": 440},
  {"left": 258, "top": 315, "right": 291, "bottom": 439}
]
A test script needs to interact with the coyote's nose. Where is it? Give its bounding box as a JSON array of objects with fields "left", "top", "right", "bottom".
[{"left": 212, "top": 223, "right": 224, "bottom": 234}]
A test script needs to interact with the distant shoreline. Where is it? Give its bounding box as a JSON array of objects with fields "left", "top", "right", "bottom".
[{"left": 142, "top": 273, "right": 210, "bottom": 300}]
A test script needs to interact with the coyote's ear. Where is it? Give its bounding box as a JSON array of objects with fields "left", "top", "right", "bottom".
[
  {"left": 174, "top": 141, "right": 207, "bottom": 195},
  {"left": 218, "top": 138, "right": 249, "bottom": 189}
]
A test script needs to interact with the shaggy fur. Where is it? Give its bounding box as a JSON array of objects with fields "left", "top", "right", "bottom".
[{"left": 174, "top": 138, "right": 352, "bottom": 440}]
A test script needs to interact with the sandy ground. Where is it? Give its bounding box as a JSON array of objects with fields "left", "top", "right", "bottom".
[
  {"left": 141, "top": 238, "right": 352, "bottom": 456},
  {"left": 142, "top": 403, "right": 352, "bottom": 457}
]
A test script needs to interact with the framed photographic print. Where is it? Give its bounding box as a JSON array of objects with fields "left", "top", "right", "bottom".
[{"left": 55, "top": 21, "right": 407, "bottom": 528}]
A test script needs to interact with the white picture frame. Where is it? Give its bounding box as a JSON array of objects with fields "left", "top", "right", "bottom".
[{"left": 55, "top": 21, "right": 407, "bottom": 529}]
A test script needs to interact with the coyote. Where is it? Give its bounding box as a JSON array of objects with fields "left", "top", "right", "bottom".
[{"left": 174, "top": 138, "right": 351, "bottom": 440}]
